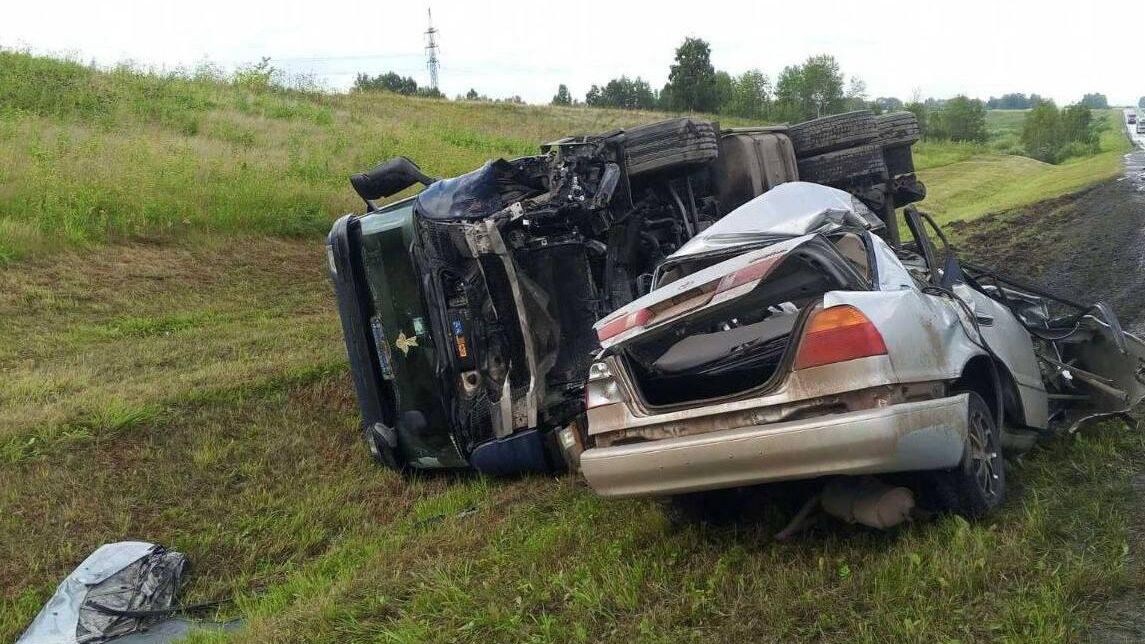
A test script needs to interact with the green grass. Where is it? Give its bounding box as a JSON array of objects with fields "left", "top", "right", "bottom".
[
  {"left": 0, "top": 51, "right": 671, "bottom": 263},
  {"left": 3, "top": 52, "right": 1144, "bottom": 641},
  {"left": 916, "top": 109, "right": 1131, "bottom": 225},
  {"left": 3, "top": 52, "right": 1126, "bottom": 265},
  {"left": 1, "top": 240, "right": 1141, "bottom": 641}
]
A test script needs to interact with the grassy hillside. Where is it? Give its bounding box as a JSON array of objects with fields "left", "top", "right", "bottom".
[
  {"left": 916, "top": 109, "right": 1131, "bottom": 224},
  {"left": 0, "top": 52, "right": 667, "bottom": 262},
  {"left": 0, "top": 52, "right": 1130, "bottom": 262},
  {"left": 3, "top": 235, "right": 1143, "bottom": 643},
  {"left": 3, "top": 52, "right": 1144, "bottom": 642}
]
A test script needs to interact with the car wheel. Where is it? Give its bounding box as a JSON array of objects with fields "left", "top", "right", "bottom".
[
  {"left": 928, "top": 391, "right": 1005, "bottom": 518},
  {"left": 364, "top": 422, "right": 403, "bottom": 471},
  {"left": 788, "top": 110, "right": 878, "bottom": 158},
  {"left": 796, "top": 144, "right": 888, "bottom": 186}
]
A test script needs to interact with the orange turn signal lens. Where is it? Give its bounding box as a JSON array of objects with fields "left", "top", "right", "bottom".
[{"left": 793, "top": 305, "right": 887, "bottom": 370}]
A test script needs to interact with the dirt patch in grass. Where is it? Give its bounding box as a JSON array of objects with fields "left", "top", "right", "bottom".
[{"left": 946, "top": 166, "right": 1145, "bottom": 332}]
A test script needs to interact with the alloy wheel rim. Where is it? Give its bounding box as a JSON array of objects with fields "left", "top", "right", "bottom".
[{"left": 967, "top": 407, "right": 1000, "bottom": 499}]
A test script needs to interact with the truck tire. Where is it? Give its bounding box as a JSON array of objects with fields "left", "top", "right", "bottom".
[
  {"left": 925, "top": 392, "right": 1005, "bottom": 518},
  {"left": 875, "top": 112, "right": 921, "bottom": 147},
  {"left": 615, "top": 118, "right": 719, "bottom": 176},
  {"left": 788, "top": 111, "right": 877, "bottom": 158},
  {"left": 797, "top": 144, "right": 887, "bottom": 186}
]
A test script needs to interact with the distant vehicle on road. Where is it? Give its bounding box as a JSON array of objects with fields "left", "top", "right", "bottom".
[
  {"left": 1137, "top": 120, "right": 1145, "bottom": 134},
  {"left": 1129, "top": 113, "right": 1137, "bottom": 125}
]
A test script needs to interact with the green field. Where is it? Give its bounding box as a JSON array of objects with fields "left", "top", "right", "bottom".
[
  {"left": 2, "top": 52, "right": 1143, "bottom": 642},
  {"left": 915, "top": 109, "right": 1131, "bottom": 225},
  {"left": 0, "top": 53, "right": 1130, "bottom": 263},
  {"left": 0, "top": 52, "right": 666, "bottom": 263}
]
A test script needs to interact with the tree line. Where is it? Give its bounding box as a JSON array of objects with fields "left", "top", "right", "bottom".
[
  {"left": 352, "top": 72, "right": 443, "bottom": 98},
  {"left": 1021, "top": 101, "right": 1100, "bottom": 163},
  {"left": 552, "top": 38, "right": 877, "bottom": 123},
  {"left": 350, "top": 37, "right": 1115, "bottom": 155},
  {"left": 986, "top": 92, "right": 1107, "bottom": 110}
]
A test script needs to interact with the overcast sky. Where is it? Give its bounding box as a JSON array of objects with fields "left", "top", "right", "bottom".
[{"left": 4, "top": 0, "right": 1142, "bottom": 106}]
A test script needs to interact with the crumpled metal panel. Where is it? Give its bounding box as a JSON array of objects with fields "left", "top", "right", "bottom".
[
  {"left": 672, "top": 181, "right": 884, "bottom": 258},
  {"left": 18, "top": 541, "right": 186, "bottom": 644}
]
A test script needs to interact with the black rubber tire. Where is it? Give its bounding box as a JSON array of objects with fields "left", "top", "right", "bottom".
[
  {"left": 876, "top": 112, "right": 921, "bottom": 147},
  {"left": 788, "top": 110, "right": 878, "bottom": 158},
  {"left": 926, "top": 391, "right": 1005, "bottom": 518},
  {"left": 797, "top": 144, "right": 887, "bottom": 186},
  {"left": 616, "top": 118, "right": 718, "bottom": 176},
  {"left": 884, "top": 145, "right": 915, "bottom": 176}
]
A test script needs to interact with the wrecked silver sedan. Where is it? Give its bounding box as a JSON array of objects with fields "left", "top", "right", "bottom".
[{"left": 575, "top": 182, "right": 1145, "bottom": 519}]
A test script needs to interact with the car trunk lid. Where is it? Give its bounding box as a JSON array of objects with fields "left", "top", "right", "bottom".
[{"left": 598, "top": 234, "right": 869, "bottom": 407}]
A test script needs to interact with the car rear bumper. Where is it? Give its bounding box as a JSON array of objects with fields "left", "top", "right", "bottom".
[{"left": 580, "top": 394, "right": 969, "bottom": 498}]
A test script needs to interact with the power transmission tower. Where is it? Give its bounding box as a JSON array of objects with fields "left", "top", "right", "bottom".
[{"left": 425, "top": 8, "right": 440, "bottom": 91}]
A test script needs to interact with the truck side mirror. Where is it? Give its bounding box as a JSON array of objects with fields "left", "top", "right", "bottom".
[{"left": 350, "top": 157, "right": 437, "bottom": 210}]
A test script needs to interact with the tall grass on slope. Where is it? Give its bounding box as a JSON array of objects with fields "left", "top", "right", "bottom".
[
  {"left": 0, "top": 51, "right": 665, "bottom": 263},
  {"left": 916, "top": 110, "right": 1131, "bottom": 225}
]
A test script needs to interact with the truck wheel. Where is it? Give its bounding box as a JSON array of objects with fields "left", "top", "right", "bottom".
[
  {"left": 614, "top": 118, "right": 719, "bottom": 176},
  {"left": 927, "top": 392, "right": 1005, "bottom": 518},
  {"left": 796, "top": 144, "right": 887, "bottom": 186},
  {"left": 788, "top": 110, "right": 878, "bottom": 157},
  {"left": 875, "top": 112, "right": 921, "bottom": 147},
  {"left": 876, "top": 113, "right": 920, "bottom": 176}
]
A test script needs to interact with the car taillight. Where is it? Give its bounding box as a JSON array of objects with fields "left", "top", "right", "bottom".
[
  {"left": 585, "top": 361, "right": 625, "bottom": 409},
  {"left": 793, "top": 305, "right": 887, "bottom": 370},
  {"left": 596, "top": 308, "right": 652, "bottom": 342},
  {"left": 714, "top": 253, "right": 784, "bottom": 295}
]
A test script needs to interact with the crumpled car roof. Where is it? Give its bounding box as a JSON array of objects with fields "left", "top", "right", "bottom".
[{"left": 671, "top": 181, "right": 884, "bottom": 258}]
